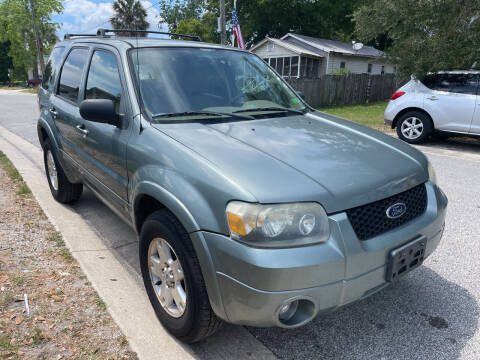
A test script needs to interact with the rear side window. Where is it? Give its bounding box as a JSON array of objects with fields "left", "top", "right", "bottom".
[
  {"left": 85, "top": 50, "right": 122, "bottom": 110},
  {"left": 57, "top": 48, "right": 89, "bottom": 103},
  {"left": 423, "top": 73, "right": 478, "bottom": 94},
  {"left": 41, "top": 46, "right": 65, "bottom": 90},
  {"left": 451, "top": 74, "right": 478, "bottom": 95}
]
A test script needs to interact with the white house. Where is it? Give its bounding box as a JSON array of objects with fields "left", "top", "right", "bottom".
[{"left": 250, "top": 33, "right": 395, "bottom": 78}]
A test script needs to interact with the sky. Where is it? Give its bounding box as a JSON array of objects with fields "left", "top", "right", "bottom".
[{"left": 52, "top": 0, "right": 165, "bottom": 39}]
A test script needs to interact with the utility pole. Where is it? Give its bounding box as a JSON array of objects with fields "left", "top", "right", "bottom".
[
  {"left": 29, "top": 0, "right": 45, "bottom": 75},
  {"left": 219, "top": 0, "right": 226, "bottom": 45}
]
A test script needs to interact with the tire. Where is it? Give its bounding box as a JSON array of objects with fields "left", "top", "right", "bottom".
[
  {"left": 43, "top": 138, "right": 83, "bottom": 203},
  {"left": 139, "top": 209, "right": 222, "bottom": 343},
  {"left": 396, "top": 111, "right": 433, "bottom": 144}
]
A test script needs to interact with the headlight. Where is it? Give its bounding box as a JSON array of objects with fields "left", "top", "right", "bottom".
[
  {"left": 428, "top": 161, "right": 437, "bottom": 185},
  {"left": 226, "top": 202, "right": 330, "bottom": 247}
]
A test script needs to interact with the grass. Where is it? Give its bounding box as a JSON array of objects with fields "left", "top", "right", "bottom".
[
  {"left": 0, "top": 290, "right": 14, "bottom": 310},
  {"left": 96, "top": 297, "right": 107, "bottom": 311},
  {"left": 0, "top": 151, "right": 22, "bottom": 180},
  {"left": 318, "top": 101, "right": 392, "bottom": 132},
  {"left": 17, "top": 181, "right": 31, "bottom": 195},
  {"left": 21, "top": 87, "right": 38, "bottom": 94},
  {"left": 48, "top": 231, "right": 65, "bottom": 247}
]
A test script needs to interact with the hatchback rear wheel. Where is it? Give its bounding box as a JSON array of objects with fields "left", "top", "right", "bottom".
[{"left": 396, "top": 111, "right": 433, "bottom": 144}]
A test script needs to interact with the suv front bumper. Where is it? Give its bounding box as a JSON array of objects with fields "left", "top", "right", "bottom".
[{"left": 191, "top": 182, "right": 447, "bottom": 328}]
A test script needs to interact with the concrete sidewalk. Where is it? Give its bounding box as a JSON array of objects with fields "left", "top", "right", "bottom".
[{"left": 0, "top": 124, "right": 276, "bottom": 360}]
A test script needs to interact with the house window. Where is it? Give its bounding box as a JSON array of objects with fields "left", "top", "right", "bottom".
[
  {"left": 340, "top": 61, "right": 346, "bottom": 69},
  {"left": 368, "top": 63, "right": 372, "bottom": 73},
  {"left": 381, "top": 65, "right": 385, "bottom": 74},
  {"left": 263, "top": 58, "right": 269, "bottom": 65},
  {"left": 270, "top": 58, "right": 277, "bottom": 70},
  {"left": 283, "top": 57, "right": 291, "bottom": 77},
  {"left": 291, "top": 56, "right": 299, "bottom": 77},
  {"left": 267, "top": 43, "right": 275, "bottom": 52}
]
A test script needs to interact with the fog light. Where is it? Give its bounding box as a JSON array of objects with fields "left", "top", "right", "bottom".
[{"left": 279, "top": 300, "right": 298, "bottom": 321}]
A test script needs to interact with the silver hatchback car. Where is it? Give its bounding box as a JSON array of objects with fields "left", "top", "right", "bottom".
[{"left": 37, "top": 29, "right": 447, "bottom": 343}]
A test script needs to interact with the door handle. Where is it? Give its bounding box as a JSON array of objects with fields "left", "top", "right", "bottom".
[
  {"left": 426, "top": 96, "right": 439, "bottom": 101},
  {"left": 49, "top": 108, "right": 58, "bottom": 117},
  {"left": 75, "top": 124, "right": 89, "bottom": 137}
]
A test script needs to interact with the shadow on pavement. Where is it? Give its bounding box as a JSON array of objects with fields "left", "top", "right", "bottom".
[
  {"left": 420, "top": 136, "right": 480, "bottom": 156},
  {"left": 247, "top": 266, "right": 478, "bottom": 360}
]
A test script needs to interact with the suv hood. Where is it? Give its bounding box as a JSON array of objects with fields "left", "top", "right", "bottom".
[{"left": 154, "top": 111, "right": 429, "bottom": 213}]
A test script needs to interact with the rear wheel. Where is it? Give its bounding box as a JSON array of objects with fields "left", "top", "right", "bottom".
[
  {"left": 43, "top": 138, "right": 83, "bottom": 203},
  {"left": 396, "top": 111, "right": 433, "bottom": 144},
  {"left": 139, "top": 209, "right": 222, "bottom": 343}
]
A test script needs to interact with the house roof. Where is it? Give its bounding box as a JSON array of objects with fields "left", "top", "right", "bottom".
[
  {"left": 280, "top": 33, "right": 385, "bottom": 58},
  {"left": 249, "top": 37, "right": 323, "bottom": 58}
]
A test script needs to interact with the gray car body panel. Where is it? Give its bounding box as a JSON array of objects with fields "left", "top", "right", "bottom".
[{"left": 37, "top": 36, "right": 447, "bottom": 328}]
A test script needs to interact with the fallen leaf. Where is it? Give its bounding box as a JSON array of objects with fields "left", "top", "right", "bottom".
[
  {"left": 17, "top": 350, "right": 24, "bottom": 356},
  {"left": 15, "top": 318, "right": 23, "bottom": 325},
  {"left": 68, "top": 324, "right": 73, "bottom": 331},
  {"left": 52, "top": 295, "right": 62, "bottom": 302}
]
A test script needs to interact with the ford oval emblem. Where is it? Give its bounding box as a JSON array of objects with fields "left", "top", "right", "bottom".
[{"left": 386, "top": 203, "right": 407, "bottom": 219}]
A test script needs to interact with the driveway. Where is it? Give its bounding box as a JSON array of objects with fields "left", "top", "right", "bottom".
[{"left": 1, "top": 90, "right": 480, "bottom": 359}]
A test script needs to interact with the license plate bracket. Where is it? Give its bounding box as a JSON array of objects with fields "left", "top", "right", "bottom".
[{"left": 386, "top": 236, "right": 426, "bottom": 282}]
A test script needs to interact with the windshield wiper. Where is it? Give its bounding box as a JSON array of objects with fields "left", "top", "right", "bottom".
[
  {"left": 233, "top": 107, "right": 306, "bottom": 115},
  {"left": 152, "top": 110, "right": 254, "bottom": 121}
]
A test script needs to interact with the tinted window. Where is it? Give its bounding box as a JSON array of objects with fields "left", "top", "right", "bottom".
[
  {"left": 58, "top": 48, "right": 89, "bottom": 103},
  {"left": 423, "top": 73, "right": 478, "bottom": 94},
  {"left": 85, "top": 50, "right": 122, "bottom": 109},
  {"left": 41, "top": 46, "right": 65, "bottom": 90},
  {"left": 451, "top": 74, "right": 478, "bottom": 95}
]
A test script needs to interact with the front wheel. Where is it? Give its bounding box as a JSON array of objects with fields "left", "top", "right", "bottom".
[
  {"left": 139, "top": 209, "right": 222, "bottom": 343},
  {"left": 396, "top": 111, "right": 433, "bottom": 144}
]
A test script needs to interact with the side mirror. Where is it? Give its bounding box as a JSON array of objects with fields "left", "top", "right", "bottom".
[
  {"left": 297, "top": 91, "right": 306, "bottom": 101},
  {"left": 79, "top": 99, "right": 119, "bottom": 126}
]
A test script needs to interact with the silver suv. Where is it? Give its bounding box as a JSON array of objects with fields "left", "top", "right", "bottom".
[{"left": 385, "top": 71, "right": 480, "bottom": 143}]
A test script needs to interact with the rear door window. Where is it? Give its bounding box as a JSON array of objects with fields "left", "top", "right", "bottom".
[{"left": 57, "top": 48, "right": 89, "bottom": 104}]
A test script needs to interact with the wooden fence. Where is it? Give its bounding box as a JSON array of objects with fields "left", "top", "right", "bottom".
[{"left": 286, "top": 74, "right": 397, "bottom": 108}]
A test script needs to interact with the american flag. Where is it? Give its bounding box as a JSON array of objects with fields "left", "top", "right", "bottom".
[{"left": 232, "top": 6, "right": 245, "bottom": 49}]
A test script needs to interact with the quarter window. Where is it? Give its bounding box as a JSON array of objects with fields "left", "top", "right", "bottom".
[
  {"left": 41, "top": 46, "right": 65, "bottom": 90},
  {"left": 85, "top": 50, "right": 122, "bottom": 109},
  {"left": 58, "top": 48, "right": 89, "bottom": 103}
]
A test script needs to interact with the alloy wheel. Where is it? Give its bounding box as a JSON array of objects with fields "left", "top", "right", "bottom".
[
  {"left": 401, "top": 117, "right": 424, "bottom": 140},
  {"left": 148, "top": 237, "right": 187, "bottom": 318},
  {"left": 46, "top": 150, "right": 58, "bottom": 191}
]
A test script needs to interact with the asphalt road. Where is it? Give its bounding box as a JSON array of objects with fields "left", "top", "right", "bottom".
[{"left": 1, "top": 90, "right": 480, "bottom": 359}]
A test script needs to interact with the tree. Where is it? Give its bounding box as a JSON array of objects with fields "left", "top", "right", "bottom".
[
  {"left": 0, "top": 0, "right": 62, "bottom": 80},
  {"left": 354, "top": 0, "right": 480, "bottom": 79},
  {"left": 0, "top": 41, "right": 13, "bottom": 83},
  {"left": 110, "top": 0, "right": 149, "bottom": 37},
  {"left": 158, "top": 0, "right": 359, "bottom": 46}
]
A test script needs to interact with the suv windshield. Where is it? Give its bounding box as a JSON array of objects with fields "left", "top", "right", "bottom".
[{"left": 130, "top": 47, "right": 307, "bottom": 121}]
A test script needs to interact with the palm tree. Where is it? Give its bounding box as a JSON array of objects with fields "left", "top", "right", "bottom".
[{"left": 110, "top": 0, "right": 149, "bottom": 37}]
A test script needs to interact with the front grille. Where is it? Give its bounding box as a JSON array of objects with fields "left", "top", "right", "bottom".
[{"left": 346, "top": 184, "right": 427, "bottom": 240}]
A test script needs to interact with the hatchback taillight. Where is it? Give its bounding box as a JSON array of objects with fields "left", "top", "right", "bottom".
[{"left": 391, "top": 91, "right": 405, "bottom": 100}]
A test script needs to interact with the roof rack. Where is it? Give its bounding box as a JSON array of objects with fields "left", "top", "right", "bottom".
[
  {"left": 96, "top": 28, "right": 202, "bottom": 42},
  {"left": 64, "top": 33, "right": 97, "bottom": 40}
]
